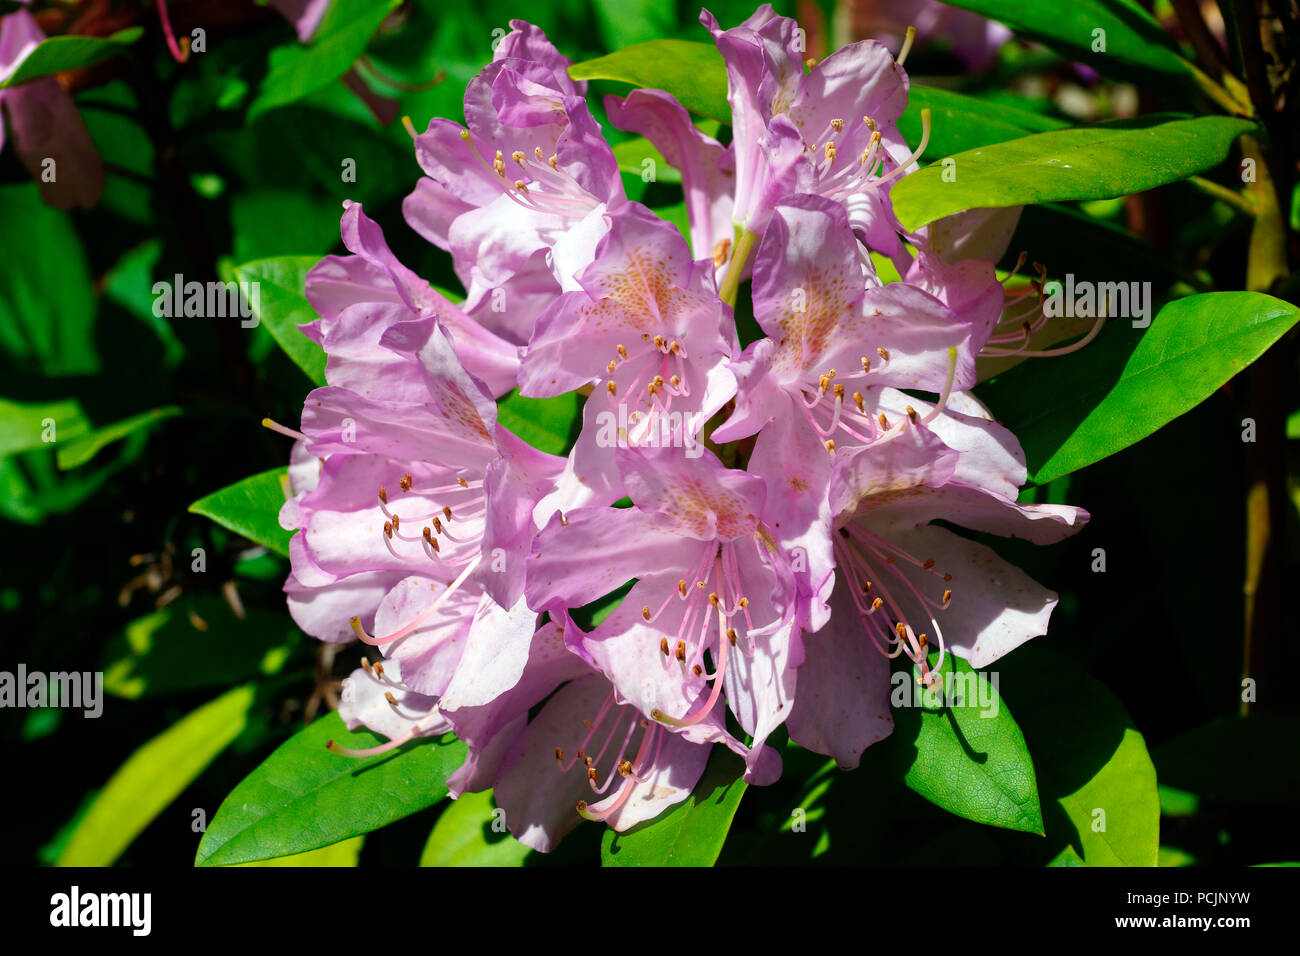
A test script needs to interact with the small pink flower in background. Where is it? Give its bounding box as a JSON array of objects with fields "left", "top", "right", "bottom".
[
  {"left": 844, "top": 0, "right": 1012, "bottom": 73},
  {"left": 0, "top": 3, "right": 103, "bottom": 210}
]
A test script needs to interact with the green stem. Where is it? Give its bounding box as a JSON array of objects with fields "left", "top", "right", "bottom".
[
  {"left": 717, "top": 228, "right": 758, "bottom": 309},
  {"left": 1187, "top": 175, "right": 1257, "bottom": 216}
]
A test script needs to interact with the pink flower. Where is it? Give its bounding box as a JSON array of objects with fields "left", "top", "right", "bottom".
[
  {"left": 436, "top": 621, "right": 715, "bottom": 851},
  {"left": 403, "top": 21, "right": 626, "bottom": 345},
  {"left": 786, "top": 389, "right": 1087, "bottom": 767},
  {"left": 279, "top": 316, "right": 561, "bottom": 680},
  {"left": 304, "top": 201, "right": 520, "bottom": 398},
  {"left": 526, "top": 445, "right": 799, "bottom": 784},
  {"left": 712, "top": 195, "right": 1001, "bottom": 626},
  {"left": 519, "top": 202, "right": 739, "bottom": 512}
]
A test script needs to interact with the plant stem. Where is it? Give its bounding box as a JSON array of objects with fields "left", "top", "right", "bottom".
[
  {"left": 717, "top": 227, "right": 758, "bottom": 309},
  {"left": 1187, "top": 176, "right": 1256, "bottom": 216}
]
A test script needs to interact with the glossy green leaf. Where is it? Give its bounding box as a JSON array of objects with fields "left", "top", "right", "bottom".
[
  {"left": 875, "top": 653, "right": 1044, "bottom": 834},
  {"left": 601, "top": 747, "right": 747, "bottom": 866},
  {"left": 102, "top": 595, "right": 299, "bottom": 699},
  {"left": 902, "top": 85, "right": 1067, "bottom": 160},
  {"left": 999, "top": 648, "right": 1159, "bottom": 866},
  {"left": 190, "top": 467, "right": 294, "bottom": 557},
  {"left": 891, "top": 115, "right": 1255, "bottom": 231},
  {"left": 196, "top": 711, "right": 466, "bottom": 866},
  {"left": 56, "top": 406, "right": 181, "bottom": 470},
  {"left": 1, "top": 27, "right": 142, "bottom": 88},
  {"left": 58, "top": 685, "right": 256, "bottom": 866},
  {"left": 496, "top": 388, "right": 583, "bottom": 456},
  {"left": 249, "top": 0, "right": 401, "bottom": 118},
  {"left": 937, "top": 0, "right": 1196, "bottom": 85},
  {"left": 233, "top": 256, "right": 327, "bottom": 385},
  {"left": 420, "top": 790, "right": 532, "bottom": 866},
  {"left": 981, "top": 291, "right": 1300, "bottom": 485},
  {"left": 570, "top": 40, "right": 729, "bottom": 123}
]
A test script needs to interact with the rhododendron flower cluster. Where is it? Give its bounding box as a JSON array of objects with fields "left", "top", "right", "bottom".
[{"left": 275, "top": 6, "right": 1088, "bottom": 853}]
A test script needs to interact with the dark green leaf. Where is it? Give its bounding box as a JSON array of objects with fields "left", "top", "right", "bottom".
[
  {"left": 56, "top": 406, "right": 181, "bottom": 470},
  {"left": 1154, "top": 714, "right": 1300, "bottom": 807},
  {"left": 102, "top": 595, "right": 299, "bottom": 699},
  {"left": 196, "top": 711, "right": 466, "bottom": 866},
  {"left": 936, "top": 0, "right": 1197, "bottom": 86},
  {"left": 0, "top": 184, "right": 97, "bottom": 376}
]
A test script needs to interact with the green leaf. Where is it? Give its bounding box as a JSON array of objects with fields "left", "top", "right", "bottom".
[
  {"left": 570, "top": 40, "right": 730, "bottom": 124},
  {"left": 1, "top": 27, "right": 142, "bottom": 88},
  {"left": 233, "top": 256, "right": 327, "bottom": 385},
  {"left": 612, "top": 137, "right": 681, "bottom": 184},
  {"left": 936, "top": 0, "right": 1196, "bottom": 86},
  {"left": 591, "top": 0, "right": 675, "bottom": 50},
  {"left": 197, "top": 711, "right": 465, "bottom": 866},
  {"left": 601, "top": 747, "right": 747, "bottom": 866},
  {"left": 981, "top": 291, "right": 1300, "bottom": 485},
  {"left": 901, "top": 85, "right": 1067, "bottom": 160},
  {"left": 0, "top": 184, "right": 98, "bottom": 376},
  {"left": 57, "top": 685, "right": 256, "bottom": 866},
  {"left": 234, "top": 836, "right": 364, "bottom": 867},
  {"left": 496, "top": 388, "right": 583, "bottom": 456},
  {"left": 56, "top": 406, "right": 181, "bottom": 470},
  {"left": 420, "top": 790, "right": 532, "bottom": 866},
  {"left": 248, "top": 0, "right": 401, "bottom": 118},
  {"left": 999, "top": 648, "right": 1159, "bottom": 866},
  {"left": 232, "top": 192, "right": 344, "bottom": 262},
  {"left": 102, "top": 595, "right": 299, "bottom": 699},
  {"left": 891, "top": 115, "right": 1256, "bottom": 232},
  {"left": 874, "top": 653, "right": 1044, "bottom": 834},
  {"left": 0, "top": 398, "right": 89, "bottom": 457},
  {"left": 190, "top": 467, "right": 294, "bottom": 557}
]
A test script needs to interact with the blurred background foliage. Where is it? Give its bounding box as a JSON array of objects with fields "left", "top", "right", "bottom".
[{"left": 1, "top": 0, "right": 1297, "bottom": 867}]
